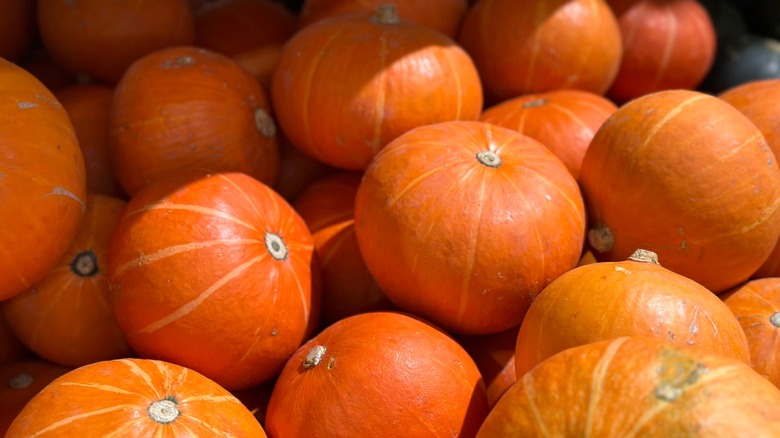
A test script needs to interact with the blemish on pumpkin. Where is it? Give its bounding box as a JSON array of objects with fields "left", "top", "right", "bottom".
[
  {"left": 42, "top": 187, "right": 87, "bottom": 212},
  {"left": 254, "top": 108, "right": 277, "bottom": 138},
  {"left": 522, "top": 98, "right": 548, "bottom": 108},
  {"left": 327, "top": 356, "right": 336, "bottom": 370},
  {"left": 614, "top": 266, "right": 631, "bottom": 274},
  {"left": 162, "top": 56, "right": 195, "bottom": 69},
  {"left": 17, "top": 102, "right": 36, "bottom": 109},
  {"left": 654, "top": 349, "right": 709, "bottom": 402},
  {"left": 9, "top": 373, "right": 34, "bottom": 389},
  {"left": 271, "top": 328, "right": 278, "bottom": 336},
  {"left": 770, "top": 312, "right": 780, "bottom": 328}
]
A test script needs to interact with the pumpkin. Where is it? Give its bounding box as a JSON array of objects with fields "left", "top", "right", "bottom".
[
  {"left": 605, "top": 0, "right": 717, "bottom": 103},
  {"left": 232, "top": 43, "right": 285, "bottom": 91},
  {"left": 273, "top": 134, "right": 335, "bottom": 201},
  {"left": 292, "top": 171, "right": 395, "bottom": 327},
  {"left": 193, "top": 0, "right": 297, "bottom": 56},
  {"left": 721, "top": 277, "right": 780, "bottom": 388},
  {"left": 6, "top": 358, "right": 267, "bottom": 436},
  {"left": 109, "top": 46, "right": 280, "bottom": 196},
  {"left": 271, "top": 3, "right": 483, "bottom": 171},
  {"left": 17, "top": 47, "right": 78, "bottom": 93},
  {"left": 580, "top": 89, "right": 780, "bottom": 293},
  {"left": 515, "top": 249, "right": 751, "bottom": 378},
  {"left": 457, "top": 0, "right": 623, "bottom": 104},
  {"left": 479, "top": 89, "right": 618, "bottom": 179},
  {"left": 0, "top": 359, "right": 71, "bottom": 435},
  {"left": 0, "top": 57, "right": 86, "bottom": 302},
  {"left": 2, "top": 195, "right": 133, "bottom": 367},
  {"left": 456, "top": 325, "right": 519, "bottom": 408},
  {"left": 298, "top": 0, "right": 469, "bottom": 38},
  {"left": 37, "top": 0, "right": 195, "bottom": 84},
  {"left": 108, "top": 170, "right": 318, "bottom": 390},
  {"left": 265, "top": 311, "right": 490, "bottom": 437},
  {"left": 55, "top": 84, "right": 126, "bottom": 198},
  {"left": 231, "top": 378, "right": 276, "bottom": 428},
  {"left": 478, "top": 336, "right": 780, "bottom": 436},
  {"left": 0, "top": 0, "right": 35, "bottom": 62},
  {"left": 354, "top": 120, "right": 586, "bottom": 335}
]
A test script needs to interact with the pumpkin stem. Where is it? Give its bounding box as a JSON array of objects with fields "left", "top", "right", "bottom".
[
  {"left": 254, "top": 108, "right": 277, "bottom": 138},
  {"left": 771, "top": 312, "right": 780, "bottom": 328},
  {"left": 303, "top": 345, "right": 327, "bottom": 369},
  {"left": 587, "top": 223, "right": 614, "bottom": 253},
  {"left": 371, "top": 3, "right": 400, "bottom": 25},
  {"left": 70, "top": 250, "right": 99, "bottom": 277},
  {"left": 628, "top": 249, "right": 659, "bottom": 264},
  {"left": 9, "top": 373, "right": 34, "bottom": 389},
  {"left": 265, "top": 232, "right": 288, "bottom": 261},
  {"left": 476, "top": 150, "right": 502, "bottom": 168},
  {"left": 148, "top": 397, "right": 180, "bottom": 424},
  {"left": 522, "top": 98, "right": 548, "bottom": 108}
]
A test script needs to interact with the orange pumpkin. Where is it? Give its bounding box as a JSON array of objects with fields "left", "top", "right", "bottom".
[
  {"left": 580, "top": 89, "right": 780, "bottom": 293},
  {"left": 37, "top": 0, "right": 195, "bottom": 83},
  {"left": 2, "top": 195, "right": 133, "bottom": 367},
  {"left": 515, "top": 249, "right": 751, "bottom": 378},
  {"left": 354, "top": 121, "right": 586, "bottom": 335},
  {"left": 273, "top": 134, "right": 335, "bottom": 201},
  {"left": 265, "top": 311, "right": 490, "bottom": 437},
  {"left": 457, "top": 0, "right": 623, "bottom": 104},
  {"left": 109, "top": 46, "right": 280, "bottom": 196},
  {"left": 606, "top": 0, "right": 717, "bottom": 103},
  {"left": 17, "top": 47, "right": 78, "bottom": 93},
  {"left": 6, "top": 358, "right": 267, "bottom": 436},
  {"left": 0, "top": 0, "right": 35, "bottom": 62},
  {"left": 232, "top": 43, "right": 284, "bottom": 91},
  {"left": 0, "top": 57, "right": 86, "bottom": 302},
  {"left": 478, "top": 337, "right": 780, "bottom": 436},
  {"left": 480, "top": 89, "right": 618, "bottom": 179},
  {"left": 722, "top": 277, "right": 780, "bottom": 388},
  {"left": 456, "top": 325, "right": 519, "bottom": 408},
  {"left": 298, "top": 0, "right": 469, "bottom": 38},
  {"left": 108, "top": 170, "right": 318, "bottom": 390},
  {"left": 55, "top": 84, "right": 126, "bottom": 198},
  {"left": 292, "top": 171, "right": 395, "bottom": 327},
  {"left": 271, "top": 3, "right": 483, "bottom": 171},
  {"left": 0, "top": 359, "right": 71, "bottom": 435}
]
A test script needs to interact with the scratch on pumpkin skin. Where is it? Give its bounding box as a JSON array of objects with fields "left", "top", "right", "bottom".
[
  {"left": 139, "top": 255, "right": 268, "bottom": 334},
  {"left": 584, "top": 338, "right": 627, "bottom": 438},
  {"left": 113, "top": 239, "right": 261, "bottom": 277},
  {"left": 522, "top": 373, "right": 551, "bottom": 437},
  {"left": 42, "top": 186, "right": 87, "bottom": 212},
  {"left": 22, "top": 404, "right": 142, "bottom": 437},
  {"left": 124, "top": 202, "right": 259, "bottom": 232}
]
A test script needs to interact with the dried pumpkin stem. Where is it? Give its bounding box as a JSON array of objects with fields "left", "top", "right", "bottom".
[
  {"left": 587, "top": 223, "right": 614, "bottom": 253},
  {"left": 255, "top": 108, "right": 277, "bottom": 138},
  {"left": 303, "top": 345, "right": 327, "bottom": 369},
  {"left": 371, "top": 3, "right": 400, "bottom": 25},
  {"left": 627, "top": 249, "right": 659, "bottom": 264},
  {"left": 70, "top": 250, "right": 99, "bottom": 277},
  {"left": 771, "top": 312, "right": 780, "bottom": 328},
  {"left": 148, "top": 397, "right": 180, "bottom": 424}
]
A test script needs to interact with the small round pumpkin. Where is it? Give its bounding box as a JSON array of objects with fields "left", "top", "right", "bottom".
[
  {"left": 580, "top": 89, "right": 780, "bottom": 293},
  {"left": 478, "top": 336, "right": 780, "bottom": 436},
  {"left": 354, "top": 120, "right": 586, "bottom": 335},
  {"left": 721, "top": 277, "right": 780, "bottom": 388},
  {"left": 6, "top": 358, "right": 267, "bottom": 437},
  {"left": 108, "top": 170, "right": 318, "bottom": 390},
  {"left": 0, "top": 359, "right": 71, "bottom": 435},
  {"left": 515, "top": 249, "right": 751, "bottom": 378},
  {"left": 2, "top": 195, "right": 133, "bottom": 367},
  {"left": 265, "top": 311, "right": 490, "bottom": 437},
  {"left": 457, "top": 0, "right": 623, "bottom": 104},
  {"left": 479, "top": 89, "right": 618, "bottom": 179},
  {"left": 109, "top": 46, "right": 280, "bottom": 196},
  {"left": 271, "top": 3, "right": 483, "bottom": 171},
  {"left": 0, "top": 57, "right": 86, "bottom": 302}
]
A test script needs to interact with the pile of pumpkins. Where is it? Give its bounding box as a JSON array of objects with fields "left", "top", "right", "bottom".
[{"left": 2, "top": 0, "right": 780, "bottom": 436}]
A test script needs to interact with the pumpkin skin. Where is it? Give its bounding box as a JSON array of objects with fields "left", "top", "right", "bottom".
[
  {"left": 354, "top": 121, "right": 586, "bottom": 335},
  {"left": 108, "top": 170, "right": 318, "bottom": 390},
  {"left": 292, "top": 171, "right": 395, "bottom": 327},
  {"left": 109, "top": 46, "right": 280, "bottom": 197},
  {"left": 456, "top": 325, "right": 519, "bottom": 408},
  {"left": 298, "top": 0, "right": 469, "bottom": 38},
  {"left": 232, "top": 43, "right": 285, "bottom": 91},
  {"left": 273, "top": 134, "right": 335, "bottom": 201},
  {"left": 6, "top": 358, "right": 267, "bottom": 437},
  {"left": 0, "top": 359, "right": 71, "bottom": 435},
  {"left": 457, "top": 0, "right": 623, "bottom": 104},
  {"left": 37, "top": 0, "right": 195, "bottom": 84},
  {"left": 0, "top": 57, "right": 86, "bottom": 302},
  {"left": 55, "top": 84, "right": 126, "bottom": 199},
  {"left": 265, "top": 311, "right": 490, "bottom": 438},
  {"left": 2, "top": 195, "right": 133, "bottom": 368},
  {"left": 515, "top": 249, "right": 751, "bottom": 378},
  {"left": 271, "top": 4, "right": 483, "bottom": 171},
  {"left": 721, "top": 278, "right": 780, "bottom": 388},
  {"left": 479, "top": 89, "right": 618, "bottom": 179},
  {"left": 580, "top": 89, "right": 780, "bottom": 293},
  {"left": 478, "top": 336, "right": 780, "bottom": 437},
  {"left": 606, "top": 0, "right": 717, "bottom": 104}
]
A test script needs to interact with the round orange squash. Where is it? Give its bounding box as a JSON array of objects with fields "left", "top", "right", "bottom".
[
  {"left": 580, "top": 89, "right": 780, "bottom": 293},
  {"left": 457, "top": 0, "right": 623, "bottom": 104},
  {"left": 109, "top": 46, "right": 280, "bottom": 196},
  {"left": 0, "top": 359, "right": 71, "bottom": 435},
  {"left": 456, "top": 325, "right": 519, "bottom": 408},
  {"left": 722, "top": 277, "right": 780, "bottom": 388},
  {"left": 2, "top": 195, "right": 133, "bottom": 368},
  {"left": 6, "top": 358, "right": 267, "bottom": 436},
  {"left": 354, "top": 120, "right": 586, "bottom": 335},
  {"left": 0, "top": 57, "right": 86, "bottom": 302},
  {"left": 108, "top": 170, "right": 318, "bottom": 390},
  {"left": 478, "top": 336, "right": 780, "bottom": 436},
  {"left": 271, "top": 3, "right": 483, "bottom": 171},
  {"left": 480, "top": 89, "right": 618, "bottom": 179},
  {"left": 515, "top": 249, "right": 751, "bottom": 378},
  {"left": 265, "top": 311, "right": 490, "bottom": 437}
]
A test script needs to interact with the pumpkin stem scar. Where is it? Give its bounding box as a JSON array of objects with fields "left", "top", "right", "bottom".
[
  {"left": 70, "top": 250, "right": 99, "bottom": 277},
  {"left": 148, "top": 397, "right": 180, "bottom": 424},
  {"left": 770, "top": 312, "right": 780, "bottom": 328},
  {"left": 265, "top": 232, "right": 288, "bottom": 261},
  {"left": 476, "top": 150, "right": 502, "bottom": 168}
]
